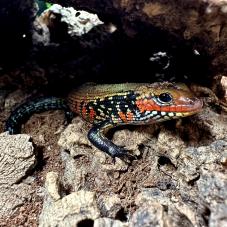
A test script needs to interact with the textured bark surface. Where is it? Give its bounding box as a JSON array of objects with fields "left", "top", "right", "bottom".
[
  {"left": 0, "top": 133, "right": 36, "bottom": 218},
  {"left": 65, "top": 0, "right": 227, "bottom": 76},
  {"left": 0, "top": 0, "right": 227, "bottom": 226}
]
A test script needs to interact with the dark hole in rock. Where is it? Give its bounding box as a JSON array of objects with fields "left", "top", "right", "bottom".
[
  {"left": 163, "top": 205, "right": 168, "bottom": 212},
  {"left": 75, "top": 12, "right": 81, "bottom": 17},
  {"left": 202, "top": 206, "right": 211, "bottom": 226},
  {"left": 158, "top": 156, "right": 172, "bottom": 166},
  {"left": 49, "top": 15, "right": 69, "bottom": 43},
  {"left": 61, "top": 184, "right": 73, "bottom": 196},
  {"left": 33, "top": 145, "right": 46, "bottom": 171},
  {"left": 138, "top": 144, "right": 145, "bottom": 152},
  {"left": 77, "top": 219, "right": 94, "bottom": 227},
  {"left": 187, "top": 174, "right": 200, "bottom": 186},
  {"left": 73, "top": 154, "right": 86, "bottom": 160},
  {"left": 115, "top": 207, "right": 128, "bottom": 222},
  {"left": 166, "top": 183, "right": 171, "bottom": 189},
  {"left": 64, "top": 149, "right": 71, "bottom": 155}
]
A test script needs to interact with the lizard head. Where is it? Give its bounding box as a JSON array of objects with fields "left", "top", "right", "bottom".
[{"left": 135, "top": 82, "right": 203, "bottom": 121}]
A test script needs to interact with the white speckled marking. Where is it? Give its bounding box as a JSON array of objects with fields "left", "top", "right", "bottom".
[{"left": 168, "top": 112, "right": 174, "bottom": 117}]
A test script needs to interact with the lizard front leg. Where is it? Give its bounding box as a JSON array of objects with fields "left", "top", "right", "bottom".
[{"left": 87, "top": 119, "right": 134, "bottom": 162}]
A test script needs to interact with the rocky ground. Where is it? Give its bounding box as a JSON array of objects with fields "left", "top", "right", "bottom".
[
  {"left": 0, "top": 89, "right": 226, "bottom": 226},
  {"left": 0, "top": 0, "right": 227, "bottom": 226}
]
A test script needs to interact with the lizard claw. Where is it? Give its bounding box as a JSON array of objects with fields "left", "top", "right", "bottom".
[{"left": 110, "top": 146, "right": 136, "bottom": 164}]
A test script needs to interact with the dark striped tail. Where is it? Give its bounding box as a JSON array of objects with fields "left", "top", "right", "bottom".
[{"left": 5, "top": 97, "right": 74, "bottom": 134}]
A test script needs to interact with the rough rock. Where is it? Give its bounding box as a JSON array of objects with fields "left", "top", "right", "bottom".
[
  {"left": 39, "top": 186, "right": 100, "bottom": 226},
  {"left": 33, "top": 3, "right": 104, "bottom": 46},
  {"left": 45, "top": 172, "right": 61, "bottom": 201},
  {"left": 156, "top": 126, "right": 186, "bottom": 164},
  {"left": 221, "top": 76, "right": 227, "bottom": 102},
  {"left": 58, "top": 117, "right": 129, "bottom": 171},
  {"left": 135, "top": 189, "right": 200, "bottom": 227},
  {"left": 197, "top": 167, "right": 227, "bottom": 204},
  {"left": 47, "top": 4, "right": 103, "bottom": 37},
  {"left": 60, "top": 151, "right": 86, "bottom": 191},
  {"left": 0, "top": 184, "right": 34, "bottom": 218},
  {"left": 0, "top": 132, "right": 36, "bottom": 185},
  {"left": 130, "top": 107, "right": 227, "bottom": 226},
  {"left": 55, "top": 103, "right": 227, "bottom": 226},
  {"left": 129, "top": 202, "right": 165, "bottom": 227},
  {"left": 130, "top": 200, "right": 201, "bottom": 227},
  {"left": 59, "top": 138, "right": 129, "bottom": 194},
  {"left": 209, "top": 203, "right": 227, "bottom": 227},
  {"left": 94, "top": 217, "right": 127, "bottom": 227},
  {"left": 58, "top": 117, "right": 92, "bottom": 158},
  {"left": 0, "top": 132, "right": 36, "bottom": 217},
  {"left": 178, "top": 140, "right": 227, "bottom": 182},
  {"left": 98, "top": 194, "right": 122, "bottom": 218},
  {"left": 197, "top": 166, "right": 227, "bottom": 226},
  {"left": 196, "top": 107, "right": 227, "bottom": 141}
]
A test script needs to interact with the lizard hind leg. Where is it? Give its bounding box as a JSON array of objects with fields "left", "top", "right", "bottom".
[{"left": 87, "top": 119, "right": 135, "bottom": 163}]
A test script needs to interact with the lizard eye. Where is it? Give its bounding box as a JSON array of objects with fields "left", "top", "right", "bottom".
[{"left": 158, "top": 93, "right": 172, "bottom": 103}]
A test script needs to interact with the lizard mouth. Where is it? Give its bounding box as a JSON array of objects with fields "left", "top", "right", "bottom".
[{"left": 178, "top": 98, "right": 203, "bottom": 116}]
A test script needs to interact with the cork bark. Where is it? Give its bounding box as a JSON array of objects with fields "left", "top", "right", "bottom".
[{"left": 66, "top": 0, "right": 227, "bottom": 75}]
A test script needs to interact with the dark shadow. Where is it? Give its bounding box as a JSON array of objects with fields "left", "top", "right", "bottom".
[
  {"left": 77, "top": 219, "right": 94, "bottom": 227},
  {"left": 115, "top": 207, "right": 128, "bottom": 222}
]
